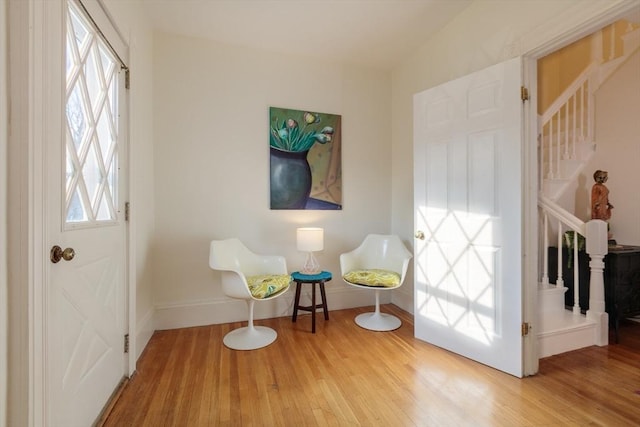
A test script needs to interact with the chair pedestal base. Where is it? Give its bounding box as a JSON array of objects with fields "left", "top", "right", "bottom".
[
  {"left": 355, "top": 312, "right": 401, "bottom": 331},
  {"left": 223, "top": 326, "right": 277, "bottom": 350}
]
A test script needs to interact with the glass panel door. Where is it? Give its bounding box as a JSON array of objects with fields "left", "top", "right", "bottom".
[{"left": 65, "top": 0, "right": 119, "bottom": 225}]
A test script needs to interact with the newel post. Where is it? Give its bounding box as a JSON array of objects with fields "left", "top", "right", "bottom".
[{"left": 585, "top": 219, "right": 609, "bottom": 346}]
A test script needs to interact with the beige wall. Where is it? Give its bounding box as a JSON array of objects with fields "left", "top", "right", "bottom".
[
  {"left": 575, "top": 50, "right": 640, "bottom": 244},
  {"left": 537, "top": 19, "right": 639, "bottom": 114},
  {"left": 538, "top": 35, "right": 592, "bottom": 114},
  {"left": 151, "top": 32, "right": 392, "bottom": 327}
]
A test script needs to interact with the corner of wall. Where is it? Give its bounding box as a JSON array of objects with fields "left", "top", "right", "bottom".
[
  {"left": 135, "top": 306, "right": 155, "bottom": 361},
  {"left": 392, "top": 287, "right": 414, "bottom": 316}
]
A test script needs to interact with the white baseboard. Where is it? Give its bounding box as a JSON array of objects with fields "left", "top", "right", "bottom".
[
  {"left": 154, "top": 296, "right": 290, "bottom": 331},
  {"left": 537, "top": 323, "right": 597, "bottom": 358},
  {"left": 153, "top": 286, "right": 374, "bottom": 331},
  {"left": 537, "top": 311, "right": 598, "bottom": 358}
]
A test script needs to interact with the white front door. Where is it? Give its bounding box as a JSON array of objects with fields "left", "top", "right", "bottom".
[
  {"left": 413, "top": 58, "right": 524, "bottom": 377},
  {"left": 47, "top": 1, "right": 129, "bottom": 424}
]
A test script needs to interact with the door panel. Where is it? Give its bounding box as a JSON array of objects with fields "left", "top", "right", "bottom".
[
  {"left": 414, "top": 58, "right": 523, "bottom": 377},
  {"left": 48, "top": 0, "right": 128, "bottom": 424},
  {"left": 55, "top": 246, "right": 125, "bottom": 424}
]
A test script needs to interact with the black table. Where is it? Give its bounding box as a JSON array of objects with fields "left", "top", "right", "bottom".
[{"left": 291, "top": 271, "right": 331, "bottom": 333}]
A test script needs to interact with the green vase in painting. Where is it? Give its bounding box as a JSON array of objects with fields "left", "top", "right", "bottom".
[{"left": 270, "top": 147, "right": 312, "bottom": 209}]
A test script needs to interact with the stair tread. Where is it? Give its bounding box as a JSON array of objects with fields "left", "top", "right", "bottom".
[
  {"left": 538, "top": 310, "right": 596, "bottom": 333},
  {"left": 538, "top": 283, "right": 566, "bottom": 291}
]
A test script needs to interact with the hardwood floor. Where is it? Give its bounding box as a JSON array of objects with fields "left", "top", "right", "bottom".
[{"left": 103, "top": 306, "right": 640, "bottom": 426}]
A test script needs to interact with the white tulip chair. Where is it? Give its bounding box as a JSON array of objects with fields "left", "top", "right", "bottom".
[
  {"left": 209, "top": 238, "right": 291, "bottom": 350},
  {"left": 340, "top": 234, "right": 412, "bottom": 331}
]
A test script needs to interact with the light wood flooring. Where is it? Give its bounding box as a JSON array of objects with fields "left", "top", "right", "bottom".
[{"left": 103, "top": 305, "right": 640, "bottom": 426}]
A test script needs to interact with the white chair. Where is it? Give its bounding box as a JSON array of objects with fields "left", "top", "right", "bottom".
[
  {"left": 340, "top": 234, "right": 412, "bottom": 331},
  {"left": 209, "top": 238, "right": 291, "bottom": 350}
]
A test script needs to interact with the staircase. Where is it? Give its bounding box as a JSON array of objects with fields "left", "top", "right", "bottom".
[
  {"left": 539, "top": 62, "right": 596, "bottom": 202},
  {"left": 539, "top": 25, "right": 640, "bottom": 202},
  {"left": 537, "top": 197, "right": 608, "bottom": 358},
  {"left": 536, "top": 22, "right": 639, "bottom": 358}
]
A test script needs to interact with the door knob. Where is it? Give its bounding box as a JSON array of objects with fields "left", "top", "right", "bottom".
[
  {"left": 415, "top": 230, "right": 425, "bottom": 240},
  {"left": 50, "top": 245, "right": 75, "bottom": 263}
]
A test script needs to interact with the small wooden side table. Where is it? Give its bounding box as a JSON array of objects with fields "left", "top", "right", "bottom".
[{"left": 291, "top": 271, "right": 331, "bottom": 333}]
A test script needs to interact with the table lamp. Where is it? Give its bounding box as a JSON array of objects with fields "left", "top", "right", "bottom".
[{"left": 297, "top": 227, "right": 324, "bottom": 274}]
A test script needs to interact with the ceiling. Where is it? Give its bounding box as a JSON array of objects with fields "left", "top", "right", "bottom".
[{"left": 137, "top": 0, "right": 473, "bottom": 71}]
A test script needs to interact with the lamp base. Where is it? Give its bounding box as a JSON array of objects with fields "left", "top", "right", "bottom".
[{"left": 301, "top": 252, "right": 320, "bottom": 275}]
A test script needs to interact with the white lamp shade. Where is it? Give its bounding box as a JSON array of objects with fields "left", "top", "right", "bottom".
[{"left": 297, "top": 227, "right": 324, "bottom": 252}]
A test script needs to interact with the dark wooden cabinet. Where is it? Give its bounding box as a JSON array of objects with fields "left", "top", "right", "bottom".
[
  {"left": 605, "top": 247, "right": 640, "bottom": 338},
  {"left": 548, "top": 246, "right": 640, "bottom": 341}
]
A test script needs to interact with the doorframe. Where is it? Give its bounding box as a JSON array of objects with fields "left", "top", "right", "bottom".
[
  {"left": 521, "top": 0, "right": 639, "bottom": 376},
  {"left": 7, "top": 0, "right": 134, "bottom": 425},
  {"left": 522, "top": 55, "right": 539, "bottom": 376},
  {"left": 1, "top": 0, "right": 9, "bottom": 423}
]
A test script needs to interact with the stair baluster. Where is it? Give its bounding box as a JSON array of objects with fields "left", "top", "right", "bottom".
[
  {"left": 572, "top": 232, "right": 580, "bottom": 315},
  {"left": 547, "top": 116, "right": 551, "bottom": 178},
  {"left": 556, "top": 222, "right": 564, "bottom": 288},
  {"left": 572, "top": 92, "right": 577, "bottom": 159},
  {"left": 563, "top": 102, "right": 569, "bottom": 160},
  {"left": 541, "top": 211, "right": 549, "bottom": 286}
]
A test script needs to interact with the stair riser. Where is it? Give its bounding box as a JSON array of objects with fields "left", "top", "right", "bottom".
[
  {"left": 538, "top": 287, "right": 567, "bottom": 315},
  {"left": 537, "top": 325, "right": 597, "bottom": 358}
]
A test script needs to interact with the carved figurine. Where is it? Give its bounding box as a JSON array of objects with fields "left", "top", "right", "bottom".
[{"left": 591, "top": 170, "right": 613, "bottom": 221}]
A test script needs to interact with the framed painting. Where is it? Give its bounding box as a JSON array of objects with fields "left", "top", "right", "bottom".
[{"left": 269, "top": 107, "right": 342, "bottom": 210}]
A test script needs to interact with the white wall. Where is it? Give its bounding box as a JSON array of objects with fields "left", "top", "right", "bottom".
[
  {"left": 389, "top": 0, "right": 637, "bottom": 311},
  {"left": 101, "top": 0, "right": 156, "bottom": 359},
  {"left": 575, "top": 49, "right": 640, "bottom": 245},
  {"left": 152, "top": 32, "right": 392, "bottom": 329},
  {"left": 130, "top": 28, "right": 157, "bottom": 359}
]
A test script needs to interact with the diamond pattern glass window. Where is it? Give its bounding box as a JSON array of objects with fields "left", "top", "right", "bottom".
[{"left": 65, "top": 0, "right": 119, "bottom": 224}]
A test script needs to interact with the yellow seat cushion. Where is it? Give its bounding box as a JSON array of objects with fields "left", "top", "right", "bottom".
[
  {"left": 246, "top": 274, "right": 291, "bottom": 299},
  {"left": 343, "top": 269, "right": 401, "bottom": 288}
]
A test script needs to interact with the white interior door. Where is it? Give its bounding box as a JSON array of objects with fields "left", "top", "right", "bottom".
[
  {"left": 413, "top": 57, "right": 524, "bottom": 377},
  {"left": 47, "top": 0, "right": 128, "bottom": 424}
]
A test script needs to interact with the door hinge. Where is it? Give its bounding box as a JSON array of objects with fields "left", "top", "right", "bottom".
[
  {"left": 124, "top": 67, "right": 130, "bottom": 90},
  {"left": 521, "top": 86, "right": 529, "bottom": 102},
  {"left": 124, "top": 334, "right": 130, "bottom": 353},
  {"left": 521, "top": 322, "right": 531, "bottom": 336},
  {"left": 125, "top": 202, "right": 130, "bottom": 222}
]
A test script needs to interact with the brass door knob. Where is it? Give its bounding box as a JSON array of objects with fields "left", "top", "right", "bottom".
[
  {"left": 415, "top": 230, "right": 425, "bottom": 240},
  {"left": 50, "top": 245, "right": 75, "bottom": 263}
]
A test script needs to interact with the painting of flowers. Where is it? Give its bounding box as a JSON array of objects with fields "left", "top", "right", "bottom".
[{"left": 270, "top": 107, "right": 342, "bottom": 210}]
